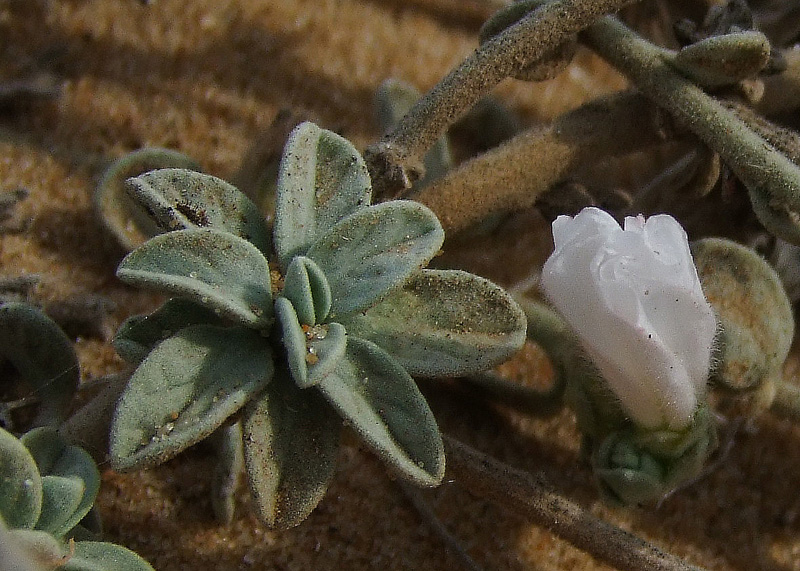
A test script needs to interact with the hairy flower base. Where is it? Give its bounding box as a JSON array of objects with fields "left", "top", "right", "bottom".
[{"left": 592, "top": 403, "right": 717, "bottom": 505}]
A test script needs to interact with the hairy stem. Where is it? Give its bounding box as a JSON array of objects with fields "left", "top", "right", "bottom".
[
  {"left": 414, "top": 90, "right": 670, "bottom": 234},
  {"left": 365, "top": 0, "right": 640, "bottom": 198},
  {"left": 444, "top": 434, "right": 707, "bottom": 571},
  {"left": 582, "top": 17, "right": 800, "bottom": 215}
]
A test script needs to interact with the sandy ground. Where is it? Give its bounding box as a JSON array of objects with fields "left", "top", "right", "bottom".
[{"left": 2, "top": 1, "right": 800, "bottom": 569}]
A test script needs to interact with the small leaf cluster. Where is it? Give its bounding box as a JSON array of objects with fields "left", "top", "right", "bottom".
[
  {"left": 109, "top": 122, "right": 527, "bottom": 528},
  {"left": 0, "top": 426, "right": 154, "bottom": 571}
]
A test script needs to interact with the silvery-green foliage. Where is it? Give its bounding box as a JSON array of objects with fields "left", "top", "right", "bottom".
[
  {"left": 111, "top": 121, "right": 526, "bottom": 528},
  {"left": 94, "top": 147, "right": 201, "bottom": 252},
  {"left": 0, "top": 426, "right": 154, "bottom": 571},
  {"left": 0, "top": 303, "right": 79, "bottom": 432}
]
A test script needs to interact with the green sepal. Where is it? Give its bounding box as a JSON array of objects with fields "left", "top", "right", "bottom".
[
  {"left": 275, "top": 298, "right": 347, "bottom": 389},
  {"left": 748, "top": 184, "right": 800, "bottom": 247},
  {"left": 0, "top": 302, "right": 79, "bottom": 428},
  {"left": 317, "top": 336, "right": 444, "bottom": 486},
  {"left": 692, "top": 238, "right": 794, "bottom": 391},
  {"left": 242, "top": 369, "right": 341, "bottom": 529},
  {"left": 125, "top": 168, "right": 272, "bottom": 254},
  {"left": 274, "top": 122, "right": 372, "bottom": 268},
  {"left": 343, "top": 269, "right": 526, "bottom": 376},
  {"left": 62, "top": 541, "right": 156, "bottom": 571},
  {"left": 20, "top": 428, "right": 100, "bottom": 539},
  {"left": 281, "top": 256, "right": 332, "bottom": 325},
  {"left": 307, "top": 201, "right": 444, "bottom": 319},
  {"left": 670, "top": 31, "right": 770, "bottom": 88},
  {"left": 113, "top": 298, "right": 225, "bottom": 365},
  {"left": 94, "top": 148, "right": 200, "bottom": 251},
  {"left": 110, "top": 325, "right": 273, "bottom": 470},
  {"left": 117, "top": 228, "right": 273, "bottom": 329},
  {"left": 209, "top": 422, "right": 244, "bottom": 525},
  {"left": 0, "top": 427, "right": 42, "bottom": 530},
  {"left": 592, "top": 404, "right": 717, "bottom": 505}
]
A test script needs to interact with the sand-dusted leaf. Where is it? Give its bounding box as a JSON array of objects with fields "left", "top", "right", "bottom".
[
  {"left": 94, "top": 148, "right": 200, "bottom": 251},
  {"left": 243, "top": 369, "right": 341, "bottom": 529},
  {"left": 0, "top": 427, "right": 42, "bottom": 529},
  {"left": 672, "top": 31, "right": 770, "bottom": 88},
  {"left": 117, "top": 229, "right": 273, "bottom": 328},
  {"left": 317, "top": 337, "right": 444, "bottom": 486},
  {"left": 0, "top": 303, "right": 79, "bottom": 427},
  {"left": 274, "top": 122, "right": 371, "bottom": 267},
  {"left": 63, "top": 541, "right": 156, "bottom": 571},
  {"left": 125, "top": 168, "right": 272, "bottom": 254},
  {"left": 307, "top": 201, "right": 444, "bottom": 319},
  {"left": 113, "top": 298, "right": 224, "bottom": 365},
  {"left": 281, "top": 256, "right": 331, "bottom": 325},
  {"left": 5, "top": 528, "right": 68, "bottom": 570},
  {"left": 343, "top": 269, "right": 526, "bottom": 376},
  {"left": 110, "top": 325, "right": 273, "bottom": 470},
  {"left": 209, "top": 422, "right": 244, "bottom": 525},
  {"left": 275, "top": 298, "right": 346, "bottom": 389},
  {"left": 21, "top": 428, "right": 99, "bottom": 538}
]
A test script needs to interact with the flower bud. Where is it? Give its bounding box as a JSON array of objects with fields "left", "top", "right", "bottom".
[{"left": 542, "top": 207, "right": 717, "bottom": 430}]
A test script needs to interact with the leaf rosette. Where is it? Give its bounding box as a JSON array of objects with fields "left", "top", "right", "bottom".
[{"left": 110, "top": 122, "right": 527, "bottom": 528}]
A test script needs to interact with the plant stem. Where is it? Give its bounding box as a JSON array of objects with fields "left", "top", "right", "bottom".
[
  {"left": 414, "top": 90, "right": 672, "bottom": 234},
  {"left": 582, "top": 17, "right": 800, "bottom": 215},
  {"left": 365, "top": 0, "right": 640, "bottom": 199},
  {"left": 443, "top": 434, "right": 707, "bottom": 571}
]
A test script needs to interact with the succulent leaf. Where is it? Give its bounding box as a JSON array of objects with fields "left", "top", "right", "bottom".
[
  {"left": 113, "top": 298, "right": 225, "bottom": 365},
  {"left": 343, "top": 269, "right": 526, "bottom": 376},
  {"left": 274, "top": 122, "right": 371, "bottom": 267},
  {"left": 209, "top": 422, "right": 244, "bottom": 525},
  {"left": 275, "top": 298, "right": 347, "bottom": 389},
  {"left": 242, "top": 369, "right": 341, "bottom": 529},
  {"left": 671, "top": 31, "right": 770, "bottom": 88},
  {"left": 63, "top": 541, "right": 156, "bottom": 571},
  {"left": 117, "top": 228, "right": 273, "bottom": 328},
  {"left": 307, "top": 201, "right": 445, "bottom": 319},
  {"left": 316, "top": 336, "right": 444, "bottom": 486},
  {"left": 6, "top": 528, "right": 69, "bottom": 570},
  {"left": 94, "top": 148, "right": 201, "bottom": 251},
  {"left": 21, "top": 428, "right": 100, "bottom": 538},
  {"left": 110, "top": 325, "right": 273, "bottom": 470},
  {"left": 35, "top": 476, "right": 84, "bottom": 538},
  {"left": 125, "top": 168, "right": 272, "bottom": 254},
  {"left": 0, "top": 427, "right": 42, "bottom": 530},
  {"left": 281, "top": 256, "right": 332, "bottom": 325},
  {"left": 0, "top": 303, "right": 79, "bottom": 428}
]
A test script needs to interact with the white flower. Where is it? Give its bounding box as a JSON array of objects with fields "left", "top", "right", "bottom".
[{"left": 541, "top": 207, "right": 717, "bottom": 430}]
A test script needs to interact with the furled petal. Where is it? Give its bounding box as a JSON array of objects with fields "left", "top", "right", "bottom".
[{"left": 542, "top": 207, "right": 716, "bottom": 430}]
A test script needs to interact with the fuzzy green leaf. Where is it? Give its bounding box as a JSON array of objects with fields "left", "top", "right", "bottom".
[
  {"left": 113, "top": 298, "right": 225, "bottom": 365},
  {"left": 243, "top": 369, "right": 341, "bottom": 529},
  {"left": 317, "top": 337, "right": 444, "bottom": 486},
  {"left": 209, "top": 422, "right": 244, "bottom": 525},
  {"left": 62, "top": 541, "right": 156, "bottom": 571},
  {"left": 343, "top": 269, "right": 526, "bottom": 376},
  {"left": 0, "top": 303, "right": 79, "bottom": 428},
  {"left": 274, "top": 122, "right": 372, "bottom": 267},
  {"left": 117, "top": 228, "right": 273, "bottom": 328},
  {"left": 110, "top": 325, "right": 273, "bottom": 470},
  {"left": 307, "top": 201, "right": 444, "bottom": 319},
  {"left": 281, "top": 256, "right": 332, "bottom": 325},
  {"left": 6, "top": 528, "right": 68, "bottom": 570},
  {"left": 671, "top": 31, "right": 770, "bottom": 88},
  {"left": 275, "top": 298, "right": 347, "bottom": 389},
  {"left": 0, "top": 427, "right": 42, "bottom": 529},
  {"left": 20, "top": 428, "right": 100, "bottom": 538},
  {"left": 94, "top": 148, "right": 200, "bottom": 251},
  {"left": 125, "top": 168, "right": 272, "bottom": 254}
]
